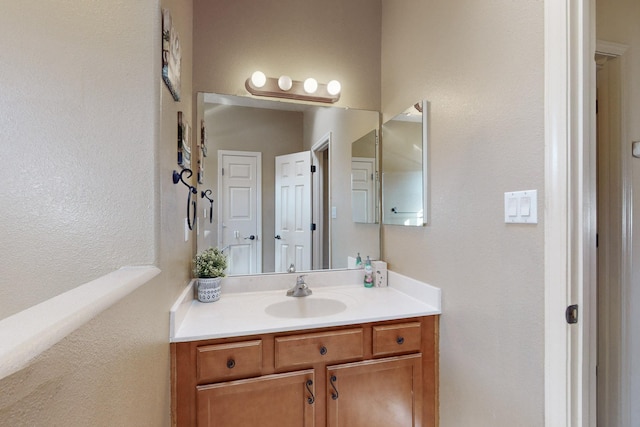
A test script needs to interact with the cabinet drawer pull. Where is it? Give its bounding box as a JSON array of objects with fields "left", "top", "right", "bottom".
[
  {"left": 305, "top": 379, "right": 315, "bottom": 404},
  {"left": 319, "top": 346, "right": 328, "bottom": 356},
  {"left": 329, "top": 375, "right": 339, "bottom": 400},
  {"left": 226, "top": 359, "right": 236, "bottom": 369},
  {"left": 397, "top": 336, "right": 405, "bottom": 345}
]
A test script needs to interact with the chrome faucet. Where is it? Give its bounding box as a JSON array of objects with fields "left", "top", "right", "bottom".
[{"left": 287, "top": 275, "right": 312, "bottom": 297}]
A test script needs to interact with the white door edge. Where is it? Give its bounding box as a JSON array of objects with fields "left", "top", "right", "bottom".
[
  {"left": 544, "top": 0, "right": 596, "bottom": 425},
  {"left": 595, "top": 40, "right": 631, "bottom": 427},
  {"left": 312, "top": 132, "right": 331, "bottom": 269}
]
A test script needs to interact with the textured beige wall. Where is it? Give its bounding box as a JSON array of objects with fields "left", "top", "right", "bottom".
[
  {"left": 381, "top": 1, "right": 545, "bottom": 426},
  {"left": 192, "top": 0, "right": 381, "bottom": 111},
  {"left": 0, "top": 1, "right": 158, "bottom": 318},
  {"left": 597, "top": 0, "right": 640, "bottom": 423},
  {"left": 0, "top": 0, "right": 193, "bottom": 425}
]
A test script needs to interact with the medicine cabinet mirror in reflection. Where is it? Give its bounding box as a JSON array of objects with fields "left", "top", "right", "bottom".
[
  {"left": 382, "top": 100, "right": 428, "bottom": 226},
  {"left": 351, "top": 129, "right": 379, "bottom": 224},
  {"left": 196, "top": 93, "right": 381, "bottom": 276}
]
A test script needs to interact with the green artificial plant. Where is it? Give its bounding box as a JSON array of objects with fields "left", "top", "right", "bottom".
[{"left": 193, "top": 247, "right": 227, "bottom": 278}]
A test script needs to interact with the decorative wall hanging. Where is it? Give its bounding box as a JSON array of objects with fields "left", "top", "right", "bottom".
[
  {"left": 201, "top": 189, "right": 214, "bottom": 223},
  {"left": 198, "top": 120, "right": 207, "bottom": 184},
  {"left": 177, "top": 112, "right": 191, "bottom": 168},
  {"left": 173, "top": 169, "right": 197, "bottom": 230},
  {"left": 162, "top": 8, "right": 181, "bottom": 101}
]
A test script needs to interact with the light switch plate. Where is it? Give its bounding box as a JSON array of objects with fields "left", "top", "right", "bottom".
[{"left": 504, "top": 190, "right": 538, "bottom": 224}]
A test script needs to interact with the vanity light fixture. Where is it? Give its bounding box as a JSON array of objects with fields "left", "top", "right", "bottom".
[
  {"left": 245, "top": 71, "right": 341, "bottom": 103},
  {"left": 303, "top": 77, "right": 318, "bottom": 94},
  {"left": 250, "top": 71, "right": 267, "bottom": 88},
  {"left": 278, "top": 75, "right": 293, "bottom": 91},
  {"left": 327, "top": 80, "right": 341, "bottom": 96}
]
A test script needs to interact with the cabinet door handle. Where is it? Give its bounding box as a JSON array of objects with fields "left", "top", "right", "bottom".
[
  {"left": 226, "top": 359, "right": 236, "bottom": 369},
  {"left": 319, "top": 346, "right": 328, "bottom": 356},
  {"left": 397, "top": 336, "right": 405, "bottom": 345},
  {"left": 305, "top": 379, "right": 315, "bottom": 404},
  {"left": 329, "top": 375, "right": 339, "bottom": 400}
]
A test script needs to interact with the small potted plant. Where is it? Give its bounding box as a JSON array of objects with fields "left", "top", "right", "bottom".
[{"left": 193, "top": 247, "right": 227, "bottom": 302}]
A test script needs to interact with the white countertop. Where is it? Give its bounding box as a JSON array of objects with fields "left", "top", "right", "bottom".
[{"left": 170, "top": 270, "right": 441, "bottom": 343}]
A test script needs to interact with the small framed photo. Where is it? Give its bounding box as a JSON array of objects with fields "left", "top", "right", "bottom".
[
  {"left": 198, "top": 120, "right": 207, "bottom": 184},
  {"left": 177, "top": 112, "right": 191, "bottom": 169},
  {"left": 200, "top": 120, "right": 208, "bottom": 158}
]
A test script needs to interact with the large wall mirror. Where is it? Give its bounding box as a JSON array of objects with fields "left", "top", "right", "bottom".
[
  {"left": 196, "top": 93, "right": 380, "bottom": 276},
  {"left": 381, "top": 100, "right": 428, "bottom": 226}
]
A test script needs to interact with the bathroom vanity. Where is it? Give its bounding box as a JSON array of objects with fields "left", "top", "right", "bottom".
[{"left": 170, "top": 270, "right": 440, "bottom": 426}]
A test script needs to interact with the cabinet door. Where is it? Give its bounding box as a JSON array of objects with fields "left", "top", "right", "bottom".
[
  {"left": 197, "top": 369, "right": 315, "bottom": 427},
  {"left": 327, "top": 354, "right": 423, "bottom": 427}
]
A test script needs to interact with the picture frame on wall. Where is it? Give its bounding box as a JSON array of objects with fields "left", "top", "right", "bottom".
[
  {"left": 198, "top": 120, "right": 207, "bottom": 184},
  {"left": 162, "top": 8, "right": 181, "bottom": 101},
  {"left": 177, "top": 112, "right": 191, "bottom": 169}
]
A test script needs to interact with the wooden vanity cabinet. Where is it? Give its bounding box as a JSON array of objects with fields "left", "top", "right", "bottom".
[
  {"left": 326, "top": 354, "right": 423, "bottom": 427},
  {"left": 197, "top": 370, "right": 316, "bottom": 427},
  {"left": 171, "top": 315, "right": 438, "bottom": 427}
]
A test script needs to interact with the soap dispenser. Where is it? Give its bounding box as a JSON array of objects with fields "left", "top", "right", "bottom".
[{"left": 363, "top": 256, "right": 373, "bottom": 288}]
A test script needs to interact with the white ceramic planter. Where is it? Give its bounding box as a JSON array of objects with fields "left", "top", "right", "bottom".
[{"left": 197, "top": 277, "right": 222, "bottom": 303}]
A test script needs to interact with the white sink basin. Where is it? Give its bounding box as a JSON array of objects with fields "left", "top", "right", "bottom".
[{"left": 265, "top": 297, "right": 348, "bottom": 318}]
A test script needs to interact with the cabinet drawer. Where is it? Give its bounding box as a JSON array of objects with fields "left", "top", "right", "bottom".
[
  {"left": 275, "top": 328, "right": 363, "bottom": 369},
  {"left": 197, "top": 340, "right": 262, "bottom": 384},
  {"left": 372, "top": 322, "right": 421, "bottom": 356}
]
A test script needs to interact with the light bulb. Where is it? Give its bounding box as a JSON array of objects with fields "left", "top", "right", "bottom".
[
  {"left": 327, "top": 80, "right": 341, "bottom": 96},
  {"left": 303, "top": 78, "right": 318, "bottom": 94},
  {"left": 251, "top": 71, "right": 267, "bottom": 88},
  {"left": 278, "top": 75, "right": 292, "bottom": 91}
]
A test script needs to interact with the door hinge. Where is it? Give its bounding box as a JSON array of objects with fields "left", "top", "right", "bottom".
[
  {"left": 566, "top": 304, "right": 579, "bottom": 324},
  {"left": 311, "top": 223, "right": 316, "bottom": 231},
  {"left": 596, "top": 233, "right": 599, "bottom": 248},
  {"left": 311, "top": 165, "right": 316, "bottom": 173},
  {"left": 221, "top": 167, "right": 224, "bottom": 176}
]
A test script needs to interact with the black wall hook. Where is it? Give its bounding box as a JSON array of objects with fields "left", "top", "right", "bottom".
[
  {"left": 201, "top": 189, "right": 214, "bottom": 224},
  {"left": 173, "top": 169, "right": 197, "bottom": 194},
  {"left": 173, "top": 169, "right": 197, "bottom": 230}
]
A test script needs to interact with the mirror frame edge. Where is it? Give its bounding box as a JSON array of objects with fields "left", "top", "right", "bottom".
[{"left": 421, "top": 100, "right": 429, "bottom": 225}]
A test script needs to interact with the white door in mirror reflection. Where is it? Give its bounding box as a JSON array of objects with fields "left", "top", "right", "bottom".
[
  {"left": 351, "top": 157, "right": 375, "bottom": 223},
  {"left": 275, "top": 151, "right": 312, "bottom": 272},
  {"left": 219, "top": 151, "right": 262, "bottom": 275}
]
